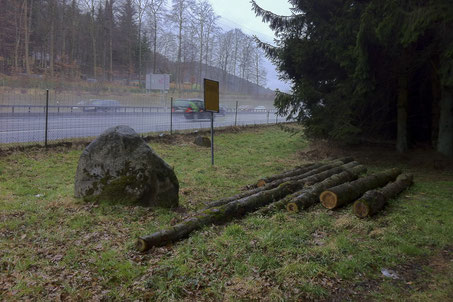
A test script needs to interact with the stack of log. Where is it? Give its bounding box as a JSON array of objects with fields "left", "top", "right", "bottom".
[{"left": 136, "top": 158, "right": 413, "bottom": 252}]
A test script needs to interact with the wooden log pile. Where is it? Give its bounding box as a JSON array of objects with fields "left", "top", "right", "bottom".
[{"left": 136, "top": 158, "right": 413, "bottom": 252}]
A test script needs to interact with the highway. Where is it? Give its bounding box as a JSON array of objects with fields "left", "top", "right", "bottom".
[{"left": 0, "top": 111, "right": 283, "bottom": 144}]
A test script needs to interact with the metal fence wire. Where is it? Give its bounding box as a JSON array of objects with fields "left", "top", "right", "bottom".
[{"left": 0, "top": 89, "right": 286, "bottom": 149}]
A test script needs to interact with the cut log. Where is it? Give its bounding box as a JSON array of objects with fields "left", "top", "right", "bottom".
[
  {"left": 256, "top": 163, "right": 318, "bottom": 187},
  {"left": 286, "top": 165, "right": 368, "bottom": 212},
  {"left": 255, "top": 157, "right": 354, "bottom": 187},
  {"left": 202, "top": 158, "right": 354, "bottom": 210},
  {"left": 137, "top": 181, "right": 300, "bottom": 251},
  {"left": 320, "top": 168, "right": 402, "bottom": 209},
  {"left": 137, "top": 160, "right": 356, "bottom": 251},
  {"left": 353, "top": 173, "right": 413, "bottom": 218},
  {"left": 256, "top": 163, "right": 365, "bottom": 215}
]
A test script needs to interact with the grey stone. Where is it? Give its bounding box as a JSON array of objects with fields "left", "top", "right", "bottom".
[
  {"left": 74, "top": 125, "right": 179, "bottom": 207},
  {"left": 194, "top": 135, "right": 211, "bottom": 147}
]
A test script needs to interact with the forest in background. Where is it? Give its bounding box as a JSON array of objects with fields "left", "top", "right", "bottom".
[
  {"left": 253, "top": 0, "right": 453, "bottom": 156},
  {"left": 0, "top": 0, "right": 272, "bottom": 96}
]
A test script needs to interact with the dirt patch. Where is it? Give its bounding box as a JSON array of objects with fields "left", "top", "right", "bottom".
[
  {"left": 223, "top": 276, "right": 272, "bottom": 301},
  {"left": 388, "top": 246, "right": 453, "bottom": 289}
]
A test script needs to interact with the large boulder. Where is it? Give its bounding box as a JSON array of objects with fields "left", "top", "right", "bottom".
[{"left": 74, "top": 125, "right": 179, "bottom": 207}]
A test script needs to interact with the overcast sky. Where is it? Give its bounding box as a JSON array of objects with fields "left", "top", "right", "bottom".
[{"left": 210, "top": 0, "right": 293, "bottom": 92}]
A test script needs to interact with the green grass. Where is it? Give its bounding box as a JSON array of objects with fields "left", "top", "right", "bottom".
[{"left": 1, "top": 125, "right": 452, "bottom": 301}]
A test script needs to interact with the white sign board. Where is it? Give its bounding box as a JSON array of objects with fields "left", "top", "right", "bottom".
[{"left": 146, "top": 74, "right": 170, "bottom": 90}]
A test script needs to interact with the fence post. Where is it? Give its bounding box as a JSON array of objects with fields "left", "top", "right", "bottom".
[
  {"left": 234, "top": 101, "right": 238, "bottom": 127},
  {"left": 45, "top": 89, "right": 49, "bottom": 147},
  {"left": 275, "top": 112, "right": 278, "bottom": 124},
  {"left": 267, "top": 111, "right": 270, "bottom": 124},
  {"left": 170, "top": 97, "right": 173, "bottom": 135}
]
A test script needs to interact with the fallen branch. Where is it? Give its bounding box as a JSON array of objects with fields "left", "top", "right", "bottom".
[
  {"left": 353, "top": 173, "right": 413, "bottom": 218},
  {"left": 320, "top": 168, "right": 402, "bottom": 210}
]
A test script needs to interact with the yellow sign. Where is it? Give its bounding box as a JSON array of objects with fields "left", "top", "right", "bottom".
[{"left": 204, "top": 78, "right": 219, "bottom": 112}]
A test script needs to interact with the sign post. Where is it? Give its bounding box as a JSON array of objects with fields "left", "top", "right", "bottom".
[{"left": 204, "top": 78, "right": 219, "bottom": 166}]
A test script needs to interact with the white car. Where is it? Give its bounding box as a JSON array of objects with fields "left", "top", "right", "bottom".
[{"left": 254, "top": 106, "right": 266, "bottom": 110}]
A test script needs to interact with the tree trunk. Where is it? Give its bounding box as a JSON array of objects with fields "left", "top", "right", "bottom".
[
  {"left": 14, "top": 1, "right": 23, "bottom": 73},
  {"left": 203, "top": 163, "right": 323, "bottom": 210},
  {"left": 437, "top": 86, "right": 453, "bottom": 157},
  {"left": 257, "top": 162, "right": 363, "bottom": 215},
  {"left": 353, "top": 173, "right": 413, "bottom": 218},
  {"left": 285, "top": 165, "right": 367, "bottom": 213},
  {"left": 177, "top": 21, "right": 182, "bottom": 89},
  {"left": 153, "top": 18, "right": 157, "bottom": 73},
  {"left": 256, "top": 163, "right": 318, "bottom": 187},
  {"left": 89, "top": 1, "right": 96, "bottom": 79},
  {"left": 137, "top": 160, "right": 356, "bottom": 251},
  {"left": 138, "top": 18, "right": 142, "bottom": 86},
  {"left": 396, "top": 74, "right": 409, "bottom": 152},
  {"left": 203, "top": 158, "right": 353, "bottom": 210},
  {"left": 23, "top": 0, "right": 32, "bottom": 74},
  {"left": 49, "top": 0, "right": 55, "bottom": 78},
  {"left": 320, "top": 168, "right": 402, "bottom": 209},
  {"left": 199, "top": 23, "right": 204, "bottom": 88},
  {"left": 108, "top": 0, "right": 114, "bottom": 82},
  {"left": 137, "top": 181, "right": 301, "bottom": 251},
  {"left": 256, "top": 157, "right": 353, "bottom": 187}
]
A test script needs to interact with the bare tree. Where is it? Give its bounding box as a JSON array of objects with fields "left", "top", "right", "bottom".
[
  {"left": 252, "top": 47, "right": 267, "bottom": 94},
  {"left": 147, "top": 0, "right": 166, "bottom": 73},
  {"left": 134, "top": 0, "right": 150, "bottom": 86},
  {"left": 82, "top": 0, "right": 98, "bottom": 78},
  {"left": 23, "top": 0, "right": 33, "bottom": 74},
  {"left": 191, "top": 0, "right": 214, "bottom": 87},
  {"left": 217, "top": 30, "right": 233, "bottom": 91},
  {"left": 203, "top": 8, "right": 219, "bottom": 79},
  {"left": 168, "top": 0, "right": 192, "bottom": 89}
]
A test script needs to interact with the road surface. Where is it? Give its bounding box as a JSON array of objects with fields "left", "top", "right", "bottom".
[{"left": 0, "top": 111, "right": 285, "bottom": 144}]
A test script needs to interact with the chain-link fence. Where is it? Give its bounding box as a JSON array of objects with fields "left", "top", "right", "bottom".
[{"left": 0, "top": 89, "right": 287, "bottom": 149}]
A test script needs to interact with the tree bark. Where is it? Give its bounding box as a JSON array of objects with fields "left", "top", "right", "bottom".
[
  {"left": 437, "top": 86, "right": 453, "bottom": 157},
  {"left": 320, "top": 168, "right": 402, "bottom": 209},
  {"left": 137, "top": 181, "right": 300, "bottom": 251},
  {"left": 256, "top": 162, "right": 319, "bottom": 187},
  {"left": 257, "top": 161, "right": 362, "bottom": 215},
  {"left": 396, "top": 74, "right": 409, "bottom": 152},
  {"left": 353, "top": 173, "right": 413, "bottom": 218},
  {"left": 23, "top": 0, "right": 32, "bottom": 74},
  {"left": 257, "top": 157, "right": 354, "bottom": 187},
  {"left": 285, "top": 165, "right": 367, "bottom": 213},
  {"left": 49, "top": 0, "right": 55, "bottom": 77},
  {"left": 137, "top": 160, "right": 356, "bottom": 251},
  {"left": 203, "top": 158, "right": 353, "bottom": 210}
]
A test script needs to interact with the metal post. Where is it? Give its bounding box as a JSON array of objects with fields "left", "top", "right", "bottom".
[
  {"left": 170, "top": 97, "right": 173, "bottom": 135},
  {"left": 211, "top": 111, "right": 214, "bottom": 165},
  {"left": 234, "top": 101, "right": 238, "bottom": 127},
  {"left": 267, "top": 111, "right": 270, "bottom": 124},
  {"left": 45, "top": 89, "right": 49, "bottom": 147}
]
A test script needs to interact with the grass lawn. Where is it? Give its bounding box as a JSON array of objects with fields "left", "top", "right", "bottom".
[{"left": 1, "top": 125, "right": 452, "bottom": 301}]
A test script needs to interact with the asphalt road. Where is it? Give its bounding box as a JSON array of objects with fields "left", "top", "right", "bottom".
[{"left": 0, "top": 111, "right": 284, "bottom": 144}]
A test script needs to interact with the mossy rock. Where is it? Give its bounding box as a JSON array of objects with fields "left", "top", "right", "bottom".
[{"left": 74, "top": 125, "right": 179, "bottom": 208}]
